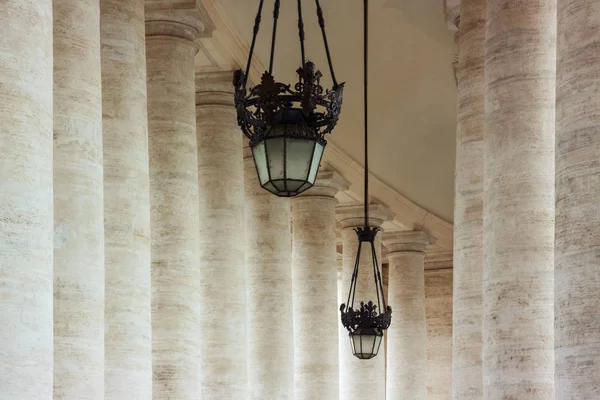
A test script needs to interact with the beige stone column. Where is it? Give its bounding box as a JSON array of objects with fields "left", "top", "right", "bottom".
[
  {"left": 196, "top": 72, "right": 247, "bottom": 399},
  {"left": 426, "top": 268, "right": 454, "bottom": 400},
  {"left": 245, "top": 154, "right": 294, "bottom": 400},
  {"left": 0, "top": 1, "right": 53, "bottom": 398},
  {"left": 337, "top": 204, "right": 393, "bottom": 400},
  {"left": 146, "top": 5, "right": 209, "bottom": 397},
  {"left": 291, "top": 171, "right": 349, "bottom": 400},
  {"left": 101, "top": 1, "right": 152, "bottom": 398},
  {"left": 556, "top": 1, "right": 600, "bottom": 397},
  {"left": 383, "top": 231, "right": 432, "bottom": 400},
  {"left": 484, "top": 1, "right": 556, "bottom": 399},
  {"left": 453, "top": 1, "right": 485, "bottom": 399},
  {"left": 53, "top": 0, "right": 104, "bottom": 397}
]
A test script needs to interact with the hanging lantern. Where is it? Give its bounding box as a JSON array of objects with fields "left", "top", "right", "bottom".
[
  {"left": 339, "top": 0, "right": 391, "bottom": 360},
  {"left": 233, "top": 0, "right": 344, "bottom": 197}
]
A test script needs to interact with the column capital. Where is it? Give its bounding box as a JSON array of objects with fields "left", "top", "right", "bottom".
[
  {"left": 336, "top": 203, "right": 394, "bottom": 229},
  {"left": 383, "top": 230, "right": 434, "bottom": 254},
  {"left": 195, "top": 71, "right": 235, "bottom": 107},
  {"left": 295, "top": 170, "right": 350, "bottom": 199},
  {"left": 145, "top": 0, "right": 215, "bottom": 42}
]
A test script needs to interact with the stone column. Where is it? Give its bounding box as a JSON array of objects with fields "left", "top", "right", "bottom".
[
  {"left": 245, "top": 152, "right": 294, "bottom": 400},
  {"left": 53, "top": 0, "right": 104, "bottom": 397},
  {"left": 101, "top": 1, "right": 152, "bottom": 398},
  {"left": 426, "top": 268, "right": 454, "bottom": 400},
  {"left": 484, "top": 1, "right": 556, "bottom": 399},
  {"left": 291, "top": 170, "right": 349, "bottom": 400},
  {"left": 556, "top": 1, "right": 600, "bottom": 398},
  {"left": 383, "top": 231, "right": 432, "bottom": 400},
  {"left": 196, "top": 72, "right": 247, "bottom": 399},
  {"left": 0, "top": 1, "right": 53, "bottom": 398},
  {"left": 145, "top": 5, "right": 209, "bottom": 397},
  {"left": 453, "top": 0, "right": 485, "bottom": 398},
  {"left": 337, "top": 204, "right": 393, "bottom": 400}
]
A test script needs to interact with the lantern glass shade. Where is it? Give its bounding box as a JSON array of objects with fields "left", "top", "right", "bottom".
[
  {"left": 349, "top": 326, "right": 383, "bottom": 360},
  {"left": 251, "top": 108, "right": 325, "bottom": 197}
]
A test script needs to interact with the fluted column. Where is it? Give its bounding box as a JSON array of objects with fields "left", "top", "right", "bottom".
[
  {"left": 337, "top": 204, "right": 393, "bottom": 400},
  {"left": 196, "top": 72, "right": 247, "bottom": 399},
  {"left": 484, "top": 1, "right": 556, "bottom": 399},
  {"left": 145, "top": 5, "right": 210, "bottom": 397},
  {"left": 453, "top": 0, "right": 485, "bottom": 398},
  {"left": 0, "top": 1, "right": 53, "bottom": 398},
  {"left": 101, "top": 1, "right": 152, "bottom": 398},
  {"left": 53, "top": 0, "right": 104, "bottom": 397},
  {"left": 245, "top": 152, "right": 294, "bottom": 400},
  {"left": 556, "top": 1, "right": 600, "bottom": 397},
  {"left": 291, "top": 171, "right": 350, "bottom": 400},
  {"left": 383, "top": 231, "right": 432, "bottom": 400}
]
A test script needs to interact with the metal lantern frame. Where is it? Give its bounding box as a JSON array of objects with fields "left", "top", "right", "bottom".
[
  {"left": 339, "top": 0, "right": 392, "bottom": 360},
  {"left": 233, "top": 0, "right": 344, "bottom": 197}
]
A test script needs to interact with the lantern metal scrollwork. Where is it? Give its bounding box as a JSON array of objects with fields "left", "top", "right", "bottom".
[
  {"left": 339, "top": 0, "right": 391, "bottom": 360},
  {"left": 234, "top": 0, "right": 344, "bottom": 197}
]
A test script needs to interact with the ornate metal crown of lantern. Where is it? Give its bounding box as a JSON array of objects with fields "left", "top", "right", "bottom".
[
  {"left": 339, "top": 0, "right": 391, "bottom": 360},
  {"left": 234, "top": 0, "right": 344, "bottom": 197}
]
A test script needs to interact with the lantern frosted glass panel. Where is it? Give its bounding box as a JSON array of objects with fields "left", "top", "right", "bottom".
[
  {"left": 349, "top": 327, "right": 383, "bottom": 360},
  {"left": 265, "top": 138, "right": 285, "bottom": 181},
  {"left": 286, "top": 138, "right": 314, "bottom": 180},
  {"left": 252, "top": 141, "right": 269, "bottom": 185},
  {"left": 308, "top": 142, "right": 324, "bottom": 184},
  {"left": 249, "top": 128, "right": 326, "bottom": 197}
]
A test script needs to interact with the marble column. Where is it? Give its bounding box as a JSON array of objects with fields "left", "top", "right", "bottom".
[
  {"left": 426, "top": 268, "right": 454, "bottom": 400},
  {"left": 337, "top": 204, "right": 393, "bottom": 400},
  {"left": 146, "top": 6, "right": 208, "bottom": 397},
  {"left": 383, "top": 231, "right": 432, "bottom": 400},
  {"left": 484, "top": 1, "right": 556, "bottom": 399},
  {"left": 245, "top": 152, "right": 294, "bottom": 400},
  {"left": 101, "top": 1, "right": 152, "bottom": 398},
  {"left": 453, "top": 0, "right": 485, "bottom": 398},
  {"left": 196, "top": 72, "right": 247, "bottom": 399},
  {"left": 291, "top": 170, "right": 349, "bottom": 400},
  {"left": 53, "top": 0, "right": 104, "bottom": 397},
  {"left": 556, "top": 1, "right": 600, "bottom": 397},
  {"left": 0, "top": 1, "right": 53, "bottom": 398}
]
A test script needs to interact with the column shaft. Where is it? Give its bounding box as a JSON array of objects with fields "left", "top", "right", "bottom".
[
  {"left": 0, "top": 1, "right": 53, "bottom": 398},
  {"left": 384, "top": 232, "right": 431, "bottom": 400},
  {"left": 101, "top": 1, "right": 153, "bottom": 397},
  {"left": 337, "top": 205, "right": 392, "bottom": 400},
  {"left": 484, "top": 1, "right": 556, "bottom": 398},
  {"left": 196, "top": 73, "right": 247, "bottom": 399},
  {"left": 245, "top": 157, "right": 294, "bottom": 400},
  {"left": 453, "top": 0, "right": 485, "bottom": 398},
  {"left": 146, "top": 30, "right": 200, "bottom": 398},
  {"left": 556, "top": 1, "right": 600, "bottom": 397},
  {"left": 53, "top": 0, "right": 104, "bottom": 397},
  {"left": 292, "top": 172, "right": 348, "bottom": 400}
]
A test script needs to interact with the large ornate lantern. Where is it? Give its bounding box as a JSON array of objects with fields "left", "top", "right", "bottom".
[
  {"left": 234, "top": 0, "right": 344, "bottom": 197},
  {"left": 339, "top": 0, "right": 391, "bottom": 360}
]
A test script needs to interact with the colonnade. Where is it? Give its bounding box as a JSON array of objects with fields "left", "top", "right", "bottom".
[
  {"left": 452, "top": 0, "right": 600, "bottom": 399},
  {"left": 0, "top": 1, "right": 446, "bottom": 399}
]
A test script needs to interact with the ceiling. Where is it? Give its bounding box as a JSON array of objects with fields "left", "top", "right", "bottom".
[{"left": 219, "top": 0, "right": 457, "bottom": 222}]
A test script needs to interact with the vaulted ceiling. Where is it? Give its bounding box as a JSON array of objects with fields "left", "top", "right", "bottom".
[{"left": 218, "top": 0, "right": 458, "bottom": 222}]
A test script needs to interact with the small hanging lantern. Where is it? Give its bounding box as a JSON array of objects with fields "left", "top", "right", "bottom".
[
  {"left": 234, "top": 0, "right": 344, "bottom": 197},
  {"left": 339, "top": 0, "right": 391, "bottom": 360}
]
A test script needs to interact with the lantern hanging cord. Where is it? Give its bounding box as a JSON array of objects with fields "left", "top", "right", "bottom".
[
  {"left": 298, "top": 0, "right": 307, "bottom": 66},
  {"left": 269, "top": 0, "right": 281, "bottom": 74},
  {"left": 363, "top": 0, "right": 369, "bottom": 228},
  {"left": 244, "top": 0, "right": 265, "bottom": 89},
  {"left": 315, "top": 0, "right": 339, "bottom": 87}
]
